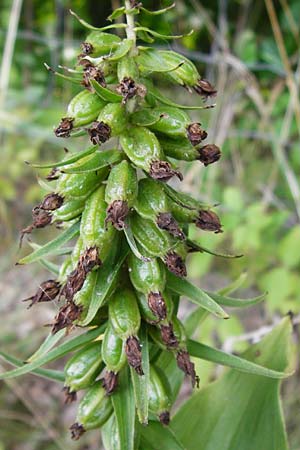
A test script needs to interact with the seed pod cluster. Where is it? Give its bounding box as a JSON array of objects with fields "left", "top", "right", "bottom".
[{"left": 20, "top": 2, "right": 224, "bottom": 440}]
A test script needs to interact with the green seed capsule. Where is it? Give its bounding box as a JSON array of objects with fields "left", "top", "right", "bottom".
[
  {"left": 109, "top": 288, "right": 141, "bottom": 339},
  {"left": 130, "top": 213, "right": 172, "bottom": 258},
  {"left": 81, "top": 31, "right": 121, "bottom": 57},
  {"left": 71, "top": 236, "right": 84, "bottom": 267},
  {"left": 73, "top": 271, "right": 97, "bottom": 322},
  {"left": 128, "top": 253, "right": 165, "bottom": 294},
  {"left": 68, "top": 90, "right": 106, "bottom": 127},
  {"left": 56, "top": 164, "right": 108, "bottom": 200},
  {"left": 132, "top": 106, "right": 190, "bottom": 137},
  {"left": 102, "top": 322, "right": 126, "bottom": 373},
  {"left": 52, "top": 197, "right": 86, "bottom": 223},
  {"left": 105, "top": 160, "right": 138, "bottom": 229},
  {"left": 117, "top": 57, "right": 139, "bottom": 82},
  {"left": 120, "top": 127, "right": 181, "bottom": 182},
  {"left": 70, "top": 382, "right": 113, "bottom": 440},
  {"left": 159, "top": 136, "right": 203, "bottom": 161},
  {"left": 135, "top": 178, "right": 185, "bottom": 240},
  {"left": 149, "top": 365, "right": 172, "bottom": 425},
  {"left": 97, "top": 102, "right": 128, "bottom": 136},
  {"left": 80, "top": 185, "right": 116, "bottom": 261},
  {"left": 64, "top": 341, "right": 102, "bottom": 394}
]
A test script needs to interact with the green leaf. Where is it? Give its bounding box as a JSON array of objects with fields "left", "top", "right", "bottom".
[
  {"left": 62, "top": 149, "right": 123, "bottom": 174},
  {"left": 140, "top": 3, "right": 175, "bottom": 15},
  {"left": 107, "top": 6, "right": 125, "bottom": 21},
  {"left": 90, "top": 79, "right": 122, "bottom": 103},
  {"left": 0, "top": 351, "right": 64, "bottom": 383},
  {"left": 187, "top": 339, "right": 291, "bottom": 379},
  {"left": 172, "top": 318, "right": 293, "bottom": 450},
  {"left": 166, "top": 272, "right": 229, "bottom": 319},
  {"left": 112, "top": 367, "right": 135, "bottom": 450},
  {"left": 105, "top": 39, "right": 133, "bottom": 62},
  {"left": 184, "top": 309, "right": 209, "bottom": 337},
  {"left": 217, "top": 272, "right": 248, "bottom": 296},
  {"left": 0, "top": 325, "right": 105, "bottom": 380},
  {"left": 18, "top": 221, "right": 80, "bottom": 265},
  {"left": 26, "top": 330, "right": 65, "bottom": 362},
  {"left": 130, "top": 326, "right": 150, "bottom": 424},
  {"left": 80, "top": 245, "right": 129, "bottom": 326},
  {"left": 30, "top": 145, "right": 97, "bottom": 169},
  {"left": 187, "top": 239, "right": 243, "bottom": 259},
  {"left": 134, "top": 26, "right": 193, "bottom": 41},
  {"left": 204, "top": 290, "right": 266, "bottom": 308},
  {"left": 69, "top": 9, "right": 127, "bottom": 31},
  {"left": 38, "top": 259, "right": 60, "bottom": 275},
  {"left": 124, "top": 220, "right": 151, "bottom": 262},
  {"left": 139, "top": 421, "right": 185, "bottom": 450}
]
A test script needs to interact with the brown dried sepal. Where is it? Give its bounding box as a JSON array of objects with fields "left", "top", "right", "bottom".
[
  {"left": 80, "top": 246, "right": 101, "bottom": 273},
  {"left": 20, "top": 207, "right": 52, "bottom": 244},
  {"left": 125, "top": 336, "right": 144, "bottom": 375},
  {"left": 164, "top": 251, "right": 187, "bottom": 278},
  {"left": 157, "top": 212, "right": 185, "bottom": 240},
  {"left": 63, "top": 386, "right": 77, "bottom": 404},
  {"left": 195, "top": 210, "right": 223, "bottom": 233},
  {"left": 51, "top": 301, "right": 83, "bottom": 334},
  {"left": 129, "top": 0, "right": 142, "bottom": 8},
  {"left": 88, "top": 121, "right": 111, "bottom": 145},
  {"left": 159, "top": 411, "right": 170, "bottom": 426},
  {"left": 187, "top": 123, "right": 208, "bottom": 146},
  {"left": 149, "top": 161, "right": 183, "bottom": 182},
  {"left": 45, "top": 168, "right": 60, "bottom": 181},
  {"left": 102, "top": 371, "right": 119, "bottom": 395},
  {"left": 70, "top": 423, "right": 86, "bottom": 440},
  {"left": 176, "top": 349, "right": 199, "bottom": 388},
  {"left": 197, "top": 144, "right": 221, "bottom": 166},
  {"left": 105, "top": 200, "right": 129, "bottom": 230},
  {"left": 148, "top": 292, "right": 167, "bottom": 321},
  {"left": 160, "top": 323, "right": 179, "bottom": 349},
  {"left": 82, "top": 64, "right": 106, "bottom": 91},
  {"left": 39, "top": 193, "right": 64, "bottom": 211},
  {"left": 54, "top": 117, "right": 74, "bottom": 138},
  {"left": 194, "top": 79, "right": 217, "bottom": 99},
  {"left": 80, "top": 41, "right": 94, "bottom": 56},
  {"left": 22, "top": 280, "right": 60, "bottom": 309}
]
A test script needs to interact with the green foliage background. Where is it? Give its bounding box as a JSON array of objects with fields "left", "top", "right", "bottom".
[{"left": 0, "top": 0, "right": 299, "bottom": 449}]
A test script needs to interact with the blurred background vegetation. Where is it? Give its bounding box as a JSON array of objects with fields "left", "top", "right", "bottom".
[{"left": 0, "top": 0, "right": 299, "bottom": 449}]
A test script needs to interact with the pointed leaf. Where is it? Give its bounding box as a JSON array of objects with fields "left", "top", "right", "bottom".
[
  {"left": 90, "top": 79, "right": 122, "bottom": 103},
  {"left": 172, "top": 318, "right": 293, "bottom": 450},
  {"left": 187, "top": 239, "right": 243, "bottom": 259},
  {"left": 0, "top": 326, "right": 105, "bottom": 380},
  {"left": 167, "top": 272, "right": 229, "bottom": 319},
  {"left": 140, "top": 421, "right": 185, "bottom": 450},
  {"left": 18, "top": 221, "right": 80, "bottom": 265},
  {"left": 30, "top": 145, "right": 98, "bottom": 169},
  {"left": 69, "top": 10, "right": 126, "bottom": 31},
  {"left": 130, "top": 325, "right": 150, "bottom": 424},
  {"left": 38, "top": 259, "right": 60, "bottom": 275},
  {"left": 134, "top": 26, "right": 193, "bottom": 41},
  {"left": 124, "top": 221, "right": 151, "bottom": 262},
  {"left": 27, "top": 330, "right": 65, "bottom": 362},
  {"left": 108, "top": 6, "right": 125, "bottom": 21},
  {"left": 204, "top": 290, "right": 266, "bottom": 308},
  {"left": 140, "top": 3, "right": 175, "bottom": 15},
  {"left": 62, "top": 149, "right": 122, "bottom": 174},
  {"left": 0, "top": 351, "right": 64, "bottom": 382},
  {"left": 112, "top": 367, "right": 135, "bottom": 450}
]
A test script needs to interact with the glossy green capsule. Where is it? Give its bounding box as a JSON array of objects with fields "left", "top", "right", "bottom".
[
  {"left": 159, "top": 136, "right": 203, "bottom": 161},
  {"left": 52, "top": 197, "right": 86, "bottom": 223},
  {"left": 71, "top": 382, "right": 113, "bottom": 439},
  {"left": 80, "top": 185, "right": 116, "bottom": 261},
  {"left": 64, "top": 341, "right": 102, "bottom": 393},
  {"left": 73, "top": 271, "right": 97, "bottom": 322},
  {"left": 81, "top": 31, "right": 121, "bottom": 57},
  {"left": 102, "top": 322, "right": 126, "bottom": 373},
  {"left": 131, "top": 106, "right": 191, "bottom": 138},
  {"left": 120, "top": 126, "right": 162, "bottom": 172},
  {"left": 67, "top": 90, "right": 106, "bottom": 127},
  {"left": 56, "top": 163, "right": 108, "bottom": 200},
  {"left": 130, "top": 213, "right": 172, "bottom": 258},
  {"left": 117, "top": 56, "right": 139, "bottom": 82},
  {"left": 105, "top": 160, "right": 138, "bottom": 207},
  {"left": 149, "top": 365, "right": 172, "bottom": 425},
  {"left": 109, "top": 288, "right": 141, "bottom": 339},
  {"left": 134, "top": 178, "right": 168, "bottom": 220},
  {"left": 71, "top": 236, "right": 84, "bottom": 267},
  {"left": 97, "top": 103, "right": 127, "bottom": 136},
  {"left": 128, "top": 253, "right": 166, "bottom": 294}
]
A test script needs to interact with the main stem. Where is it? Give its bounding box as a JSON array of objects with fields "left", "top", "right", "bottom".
[{"left": 125, "top": 0, "right": 137, "bottom": 56}]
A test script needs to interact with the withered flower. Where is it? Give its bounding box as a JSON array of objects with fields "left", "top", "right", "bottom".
[
  {"left": 159, "top": 411, "right": 170, "bottom": 426},
  {"left": 157, "top": 212, "right": 185, "bottom": 240},
  {"left": 176, "top": 349, "right": 199, "bottom": 388},
  {"left": 125, "top": 336, "right": 144, "bottom": 375},
  {"left": 102, "top": 371, "right": 119, "bottom": 395},
  {"left": 22, "top": 280, "right": 60, "bottom": 309},
  {"left": 54, "top": 117, "right": 74, "bottom": 138},
  {"left": 195, "top": 210, "right": 223, "bottom": 233},
  {"left": 160, "top": 323, "right": 179, "bottom": 349},
  {"left": 63, "top": 386, "right": 77, "bottom": 404},
  {"left": 87, "top": 121, "right": 111, "bottom": 145},
  {"left": 187, "top": 123, "right": 208, "bottom": 146},
  {"left": 70, "top": 423, "right": 86, "bottom": 440},
  {"left": 105, "top": 200, "right": 129, "bottom": 230},
  {"left": 164, "top": 251, "right": 187, "bottom": 278},
  {"left": 82, "top": 64, "right": 106, "bottom": 91},
  {"left": 150, "top": 161, "right": 183, "bottom": 182},
  {"left": 194, "top": 79, "right": 217, "bottom": 99},
  {"left": 51, "top": 301, "right": 83, "bottom": 334},
  {"left": 197, "top": 144, "right": 221, "bottom": 166},
  {"left": 148, "top": 292, "right": 167, "bottom": 321},
  {"left": 39, "top": 193, "right": 64, "bottom": 211}
]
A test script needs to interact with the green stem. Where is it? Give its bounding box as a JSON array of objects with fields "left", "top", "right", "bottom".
[{"left": 124, "top": 0, "right": 137, "bottom": 55}]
